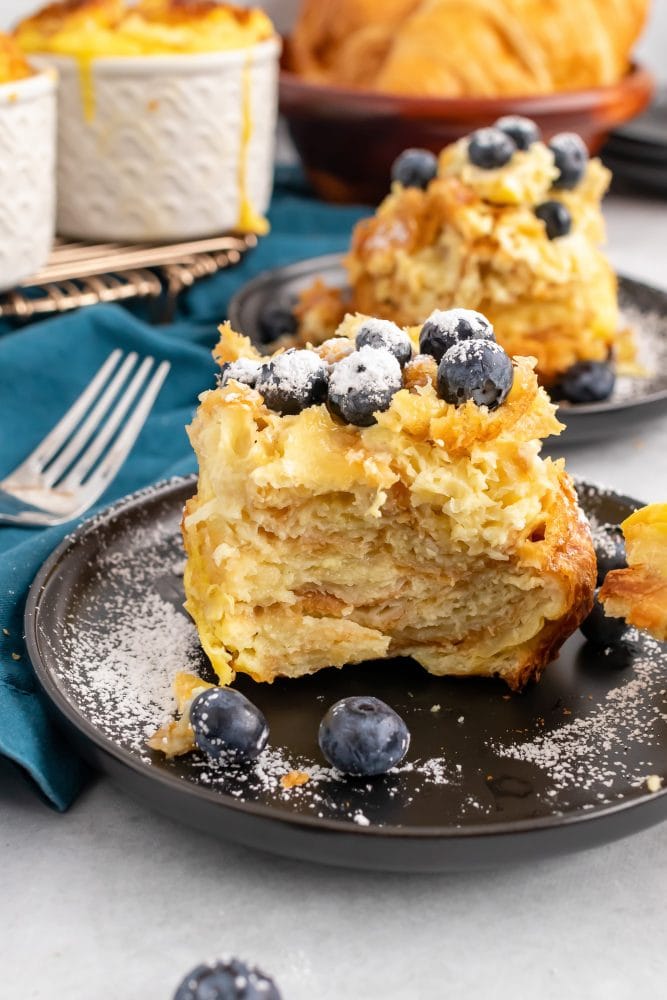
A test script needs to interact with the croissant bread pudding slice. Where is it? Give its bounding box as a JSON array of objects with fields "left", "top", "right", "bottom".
[
  {"left": 600, "top": 504, "right": 667, "bottom": 642},
  {"left": 295, "top": 118, "right": 631, "bottom": 392},
  {"left": 181, "top": 311, "right": 595, "bottom": 695}
]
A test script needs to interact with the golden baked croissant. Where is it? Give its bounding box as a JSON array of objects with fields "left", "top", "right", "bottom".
[{"left": 289, "top": 0, "right": 650, "bottom": 96}]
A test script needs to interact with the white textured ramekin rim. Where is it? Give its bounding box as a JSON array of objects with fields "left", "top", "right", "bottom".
[
  {"left": 0, "top": 67, "right": 57, "bottom": 105},
  {"left": 31, "top": 36, "right": 281, "bottom": 75}
]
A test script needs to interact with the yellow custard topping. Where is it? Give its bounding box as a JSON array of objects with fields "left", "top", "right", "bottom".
[
  {"left": 0, "top": 33, "right": 34, "bottom": 84},
  {"left": 15, "top": 1, "right": 274, "bottom": 58}
]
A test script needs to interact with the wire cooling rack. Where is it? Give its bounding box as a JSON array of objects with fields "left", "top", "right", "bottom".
[{"left": 0, "top": 232, "right": 258, "bottom": 323}]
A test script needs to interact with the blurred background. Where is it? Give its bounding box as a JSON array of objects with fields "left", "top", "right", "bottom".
[{"left": 1, "top": 0, "right": 666, "bottom": 82}]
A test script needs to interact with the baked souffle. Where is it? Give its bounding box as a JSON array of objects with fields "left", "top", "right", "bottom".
[
  {"left": 600, "top": 504, "right": 667, "bottom": 642},
  {"left": 15, "top": 0, "right": 275, "bottom": 57},
  {"left": 0, "top": 32, "right": 34, "bottom": 82},
  {"left": 181, "top": 311, "right": 595, "bottom": 695},
  {"left": 295, "top": 119, "right": 628, "bottom": 392}
]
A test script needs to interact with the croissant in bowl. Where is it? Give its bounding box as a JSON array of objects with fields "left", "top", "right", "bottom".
[{"left": 289, "top": 0, "right": 650, "bottom": 96}]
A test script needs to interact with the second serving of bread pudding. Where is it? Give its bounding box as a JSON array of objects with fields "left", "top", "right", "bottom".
[
  {"left": 182, "top": 311, "right": 595, "bottom": 692},
  {"left": 296, "top": 118, "right": 627, "bottom": 390}
]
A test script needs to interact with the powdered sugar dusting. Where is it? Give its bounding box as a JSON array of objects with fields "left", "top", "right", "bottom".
[
  {"left": 257, "top": 349, "right": 326, "bottom": 397},
  {"left": 328, "top": 346, "right": 401, "bottom": 404}
]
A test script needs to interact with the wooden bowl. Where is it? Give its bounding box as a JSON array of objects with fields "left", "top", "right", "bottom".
[{"left": 279, "top": 60, "right": 654, "bottom": 204}]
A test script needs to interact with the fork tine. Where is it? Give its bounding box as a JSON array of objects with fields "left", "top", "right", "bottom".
[
  {"left": 40, "top": 352, "right": 139, "bottom": 488},
  {"left": 60, "top": 355, "right": 156, "bottom": 489},
  {"left": 71, "top": 360, "right": 171, "bottom": 506},
  {"left": 10, "top": 349, "right": 124, "bottom": 479}
]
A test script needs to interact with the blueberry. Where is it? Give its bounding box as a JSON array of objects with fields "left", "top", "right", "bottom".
[
  {"left": 437, "top": 339, "right": 513, "bottom": 409},
  {"left": 256, "top": 349, "right": 329, "bottom": 415},
  {"left": 494, "top": 115, "right": 541, "bottom": 150},
  {"left": 580, "top": 589, "right": 626, "bottom": 647},
  {"left": 355, "top": 318, "right": 412, "bottom": 367},
  {"left": 556, "top": 361, "right": 615, "bottom": 404},
  {"left": 189, "top": 688, "right": 269, "bottom": 761},
  {"left": 419, "top": 308, "right": 495, "bottom": 362},
  {"left": 391, "top": 148, "right": 438, "bottom": 189},
  {"left": 318, "top": 696, "right": 410, "bottom": 776},
  {"left": 549, "top": 132, "right": 588, "bottom": 190},
  {"left": 468, "top": 127, "right": 516, "bottom": 169},
  {"left": 594, "top": 524, "right": 627, "bottom": 586},
  {"left": 218, "top": 358, "right": 262, "bottom": 390},
  {"left": 257, "top": 305, "right": 297, "bottom": 344},
  {"left": 173, "top": 958, "right": 281, "bottom": 1000},
  {"left": 327, "top": 345, "right": 402, "bottom": 426},
  {"left": 535, "top": 200, "right": 572, "bottom": 240}
]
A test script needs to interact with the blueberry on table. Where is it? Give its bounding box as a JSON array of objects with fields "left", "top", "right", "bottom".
[
  {"left": 494, "top": 115, "right": 541, "bottom": 150},
  {"left": 556, "top": 361, "right": 615, "bottom": 404},
  {"left": 327, "top": 345, "right": 402, "bottom": 426},
  {"left": 258, "top": 305, "right": 297, "bottom": 344},
  {"left": 437, "top": 339, "right": 513, "bottom": 410},
  {"left": 356, "top": 317, "right": 412, "bottom": 367},
  {"left": 318, "top": 696, "right": 410, "bottom": 776},
  {"left": 549, "top": 132, "right": 588, "bottom": 190},
  {"left": 594, "top": 524, "right": 627, "bottom": 586},
  {"left": 535, "top": 200, "right": 572, "bottom": 240},
  {"left": 189, "top": 688, "right": 269, "bottom": 761},
  {"left": 419, "top": 307, "right": 495, "bottom": 362},
  {"left": 391, "top": 147, "right": 438, "bottom": 189},
  {"left": 173, "top": 958, "right": 282, "bottom": 1000},
  {"left": 467, "top": 127, "right": 516, "bottom": 169},
  {"left": 580, "top": 589, "right": 626, "bottom": 647},
  {"left": 256, "top": 348, "right": 329, "bottom": 415},
  {"left": 218, "top": 358, "right": 262, "bottom": 390}
]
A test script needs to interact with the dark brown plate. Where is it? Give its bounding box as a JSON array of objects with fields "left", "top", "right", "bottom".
[
  {"left": 279, "top": 61, "right": 654, "bottom": 203},
  {"left": 24, "top": 478, "right": 667, "bottom": 871},
  {"left": 228, "top": 254, "right": 667, "bottom": 447}
]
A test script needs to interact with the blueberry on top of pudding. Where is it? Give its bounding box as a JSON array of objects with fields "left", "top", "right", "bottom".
[
  {"left": 437, "top": 339, "right": 513, "bottom": 410},
  {"left": 468, "top": 127, "right": 516, "bottom": 169},
  {"left": 391, "top": 147, "right": 438, "bottom": 189},
  {"left": 255, "top": 348, "right": 329, "bottom": 415},
  {"left": 355, "top": 317, "right": 413, "bottom": 367},
  {"left": 419, "top": 308, "right": 495, "bottom": 362},
  {"left": 494, "top": 115, "right": 541, "bottom": 151},
  {"left": 327, "top": 345, "right": 402, "bottom": 426},
  {"left": 549, "top": 132, "right": 588, "bottom": 189}
]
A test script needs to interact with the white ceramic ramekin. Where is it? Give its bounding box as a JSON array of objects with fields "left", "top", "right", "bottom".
[
  {"left": 38, "top": 38, "right": 280, "bottom": 242},
  {"left": 0, "top": 70, "right": 56, "bottom": 292}
]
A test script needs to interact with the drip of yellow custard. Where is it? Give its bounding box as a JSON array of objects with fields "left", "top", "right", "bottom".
[{"left": 237, "top": 50, "right": 269, "bottom": 235}]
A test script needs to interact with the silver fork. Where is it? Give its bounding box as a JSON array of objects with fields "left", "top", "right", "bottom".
[{"left": 0, "top": 350, "right": 171, "bottom": 527}]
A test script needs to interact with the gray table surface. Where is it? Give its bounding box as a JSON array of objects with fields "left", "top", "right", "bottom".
[{"left": 2, "top": 192, "right": 667, "bottom": 1000}]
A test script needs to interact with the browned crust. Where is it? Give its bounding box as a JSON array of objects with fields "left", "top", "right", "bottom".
[{"left": 600, "top": 567, "right": 667, "bottom": 642}]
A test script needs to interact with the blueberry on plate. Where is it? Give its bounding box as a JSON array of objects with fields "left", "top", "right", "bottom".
[
  {"left": 256, "top": 349, "right": 329, "bottom": 415},
  {"left": 257, "top": 305, "right": 297, "bottom": 344},
  {"left": 494, "top": 115, "right": 541, "bottom": 150},
  {"left": 535, "top": 200, "right": 572, "bottom": 240},
  {"left": 189, "top": 688, "right": 269, "bottom": 761},
  {"left": 437, "top": 339, "right": 513, "bottom": 409},
  {"left": 580, "top": 589, "right": 626, "bottom": 647},
  {"left": 318, "top": 696, "right": 410, "bottom": 776},
  {"left": 594, "top": 524, "right": 627, "bottom": 586},
  {"left": 556, "top": 361, "right": 615, "bottom": 404},
  {"left": 549, "top": 132, "right": 588, "bottom": 190},
  {"left": 419, "top": 308, "right": 494, "bottom": 362},
  {"left": 218, "top": 358, "right": 263, "bottom": 390},
  {"left": 355, "top": 317, "right": 412, "bottom": 367},
  {"left": 327, "top": 345, "right": 402, "bottom": 426},
  {"left": 391, "top": 147, "right": 438, "bottom": 189},
  {"left": 467, "top": 127, "right": 516, "bottom": 169},
  {"left": 173, "top": 958, "right": 281, "bottom": 1000}
]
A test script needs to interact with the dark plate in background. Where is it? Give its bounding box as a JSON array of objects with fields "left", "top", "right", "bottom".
[
  {"left": 25, "top": 478, "right": 667, "bottom": 872},
  {"left": 228, "top": 254, "right": 667, "bottom": 447}
]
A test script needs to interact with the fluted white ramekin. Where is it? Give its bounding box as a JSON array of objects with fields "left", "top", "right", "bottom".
[
  {"left": 37, "top": 38, "right": 280, "bottom": 242},
  {"left": 0, "top": 70, "right": 56, "bottom": 292}
]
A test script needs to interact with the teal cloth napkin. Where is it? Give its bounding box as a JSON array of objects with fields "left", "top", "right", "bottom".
[{"left": 0, "top": 171, "right": 368, "bottom": 810}]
